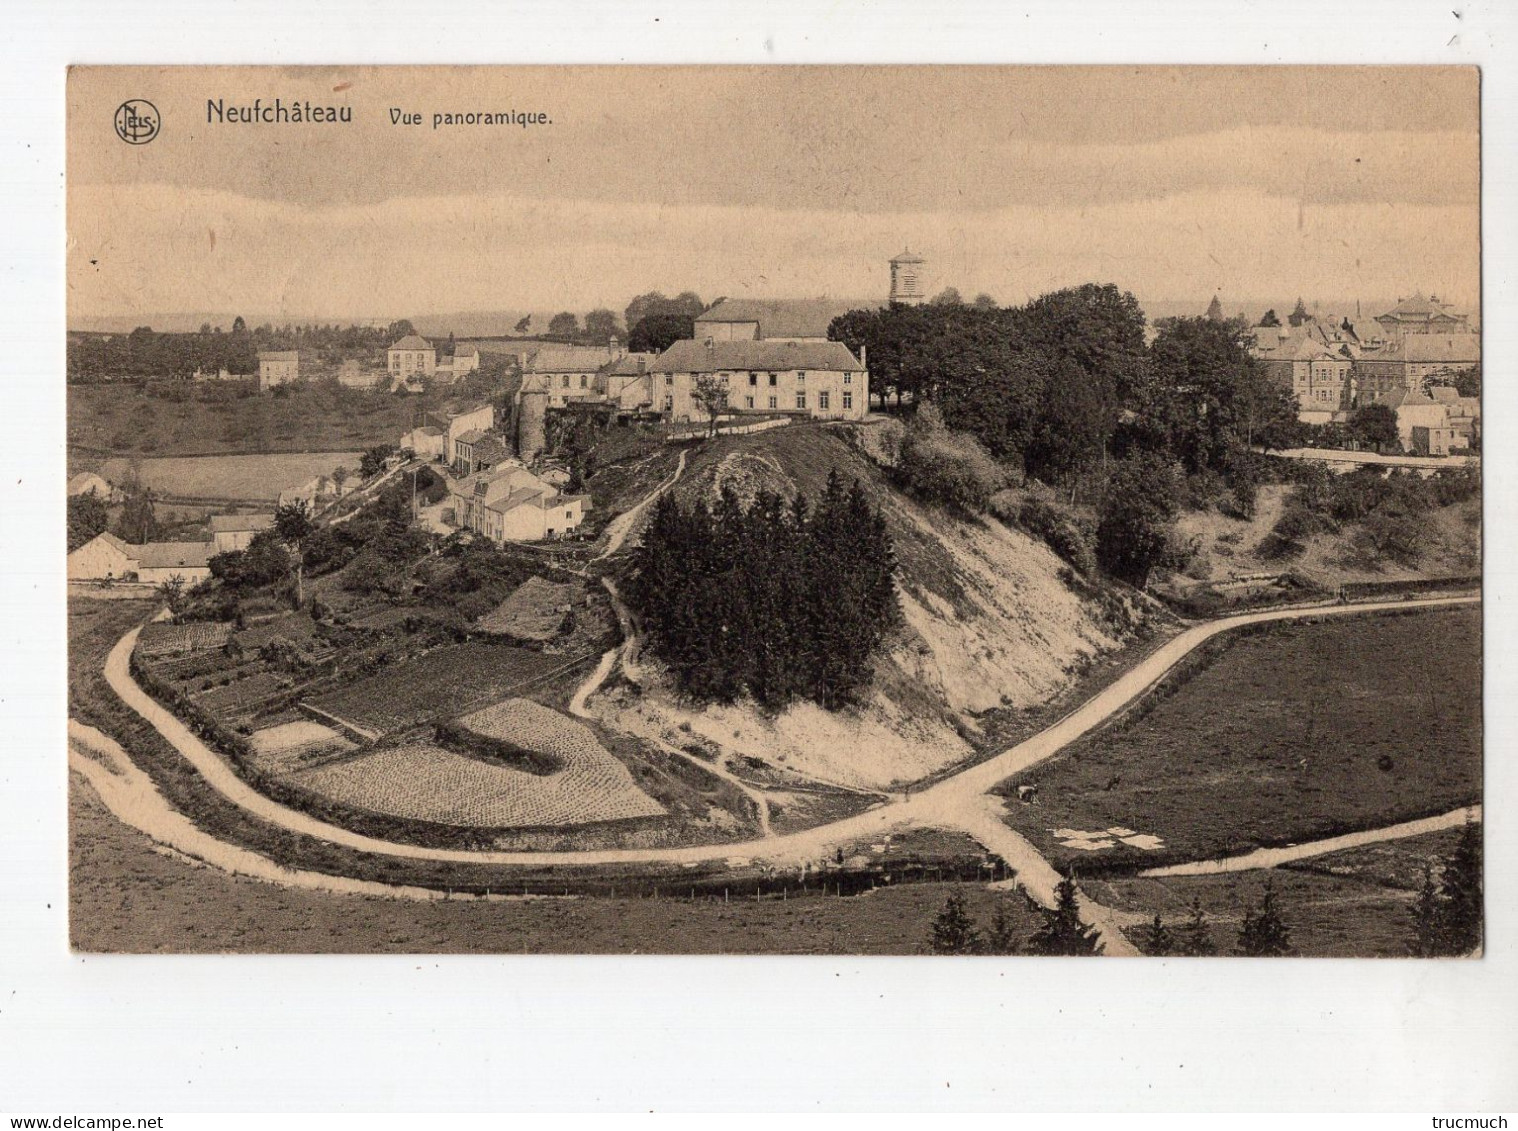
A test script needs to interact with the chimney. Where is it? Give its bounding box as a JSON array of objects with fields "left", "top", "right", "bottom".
[{"left": 860, "top": 344, "right": 868, "bottom": 369}]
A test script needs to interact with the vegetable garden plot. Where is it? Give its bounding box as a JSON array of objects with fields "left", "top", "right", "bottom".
[
  {"left": 137, "top": 621, "right": 234, "bottom": 657},
  {"left": 291, "top": 699, "right": 664, "bottom": 827},
  {"left": 306, "top": 642, "right": 586, "bottom": 735}
]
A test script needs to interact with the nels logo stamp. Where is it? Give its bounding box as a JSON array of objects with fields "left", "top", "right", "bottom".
[{"left": 113, "top": 99, "right": 160, "bottom": 145}]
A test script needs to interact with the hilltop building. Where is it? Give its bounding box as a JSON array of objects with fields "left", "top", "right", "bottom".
[
  {"left": 889, "top": 249, "right": 927, "bottom": 305},
  {"left": 387, "top": 335, "right": 437, "bottom": 378},
  {"left": 258, "top": 350, "right": 300, "bottom": 390},
  {"left": 649, "top": 339, "right": 868, "bottom": 422},
  {"left": 1375, "top": 294, "right": 1469, "bottom": 336},
  {"left": 694, "top": 298, "right": 872, "bottom": 344}
]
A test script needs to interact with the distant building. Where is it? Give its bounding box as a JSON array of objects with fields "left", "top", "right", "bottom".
[
  {"left": 448, "top": 463, "right": 588, "bottom": 543},
  {"left": 70, "top": 534, "right": 215, "bottom": 585},
  {"left": 387, "top": 335, "right": 437, "bottom": 378},
  {"left": 258, "top": 350, "right": 300, "bottom": 390},
  {"left": 209, "top": 513, "right": 276, "bottom": 554},
  {"left": 67, "top": 472, "right": 115, "bottom": 500},
  {"left": 694, "top": 298, "right": 874, "bottom": 344},
  {"left": 649, "top": 339, "right": 868, "bottom": 422},
  {"left": 134, "top": 542, "right": 214, "bottom": 586},
  {"left": 518, "top": 344, "right": 626, "bottom": 408},
  {"left": 1375, "top": 294, "right": 1469, "bottom": 336},
  {"left": 452, "top": 430, "right": 510, "bottom": 476},
  {"left": 889, "top": 249, "right": 927, "bottom": 306},
  {"left": 434, "top": 342, "right": 479, "bottom": 381},
  {"left": 67, "top": 532, "right": 138, "bottom": 581},
  {"left": 445, "top": 403, "right": 496, "bottom": 464},
  {"left": 1355, "top": 334, "right": 1480, "bottom": 403}
]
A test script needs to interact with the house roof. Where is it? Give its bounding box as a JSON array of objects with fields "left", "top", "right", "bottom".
[
  {"left": 208, "top": 513, "right": 275, "bottom": 534},
  {"left": 694, "top": 298, "right": 877, "bottom": 340},
  {"left": 389, "top": 335, "right": 433, "bottom": 351},
  {"left": 602, "top": 352, "right": 657, "bottom": 376},
  {"left": 136, "top": 542, "right": 213, "bottom": 570},
  {"left": 1397, "top": 335, "right": 1481, "bottom": 364},
  {"left": 471, "top": 435, "right": 510, "bottom": 465},
  {"left": 455, "top": 429, "right": 489, "bottom": 445},
  {"left": 652, "top": 339, "right": 864, "bottom": 374},
  {"left": 890, "top": 249, "right": 925, "bottom": 264},
  {"left": 1376, "top": 294, "right": 1465, "bottom": 323},
  {"left": 526, "top": 346, "right": 615, "bottom": 373},
  {"left": 73, "top": 531, "right": 134, "bottom": 558},
  {"left": 454, "top": 343, "right": 479, "bottom": 356},
  {"left": 68, "top": 472, "right": 111, "bottom": 494}
]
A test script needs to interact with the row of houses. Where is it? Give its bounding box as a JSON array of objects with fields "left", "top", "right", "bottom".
[
  {"left": 68, "top": 512, "right": 281, "bottom": 587},
  {"left": 256, "top": 336, "right": 480, "bottom": 392}
]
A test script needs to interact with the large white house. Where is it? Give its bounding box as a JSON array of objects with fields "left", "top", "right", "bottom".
[
  {"left": 649, "top": 338, "right": 868, "bottom": 422},
  {"left": 387, "top": 335, "right": 437, "bottom": 378}
]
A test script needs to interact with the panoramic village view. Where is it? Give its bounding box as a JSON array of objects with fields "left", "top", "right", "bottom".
[{"left": 65, "top": 67, "right": 1482, "bottom": 956}]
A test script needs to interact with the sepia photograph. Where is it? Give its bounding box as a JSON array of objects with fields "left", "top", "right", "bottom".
[{"left": 63, "top": 63, "right": 1483, "bottom": 961}]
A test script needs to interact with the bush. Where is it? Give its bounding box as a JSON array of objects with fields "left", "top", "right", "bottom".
[
  {"left": 1004, "top": 493, "right": 1097, "bottom": 576},
  {"left": 896, "top": 404, "right": 1007, "bottom": 515}
]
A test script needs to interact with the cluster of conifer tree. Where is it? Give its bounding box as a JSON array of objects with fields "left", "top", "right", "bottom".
[{"left": 625, "top": 471, "right": 898, "bottom": 711}]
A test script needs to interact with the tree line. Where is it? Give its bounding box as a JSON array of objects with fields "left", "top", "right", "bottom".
[
  {"left": 68, "top": 318, "right": 421, "bottom": 382},
  {"left": 624, "top": 472, "right": 898, "bottom": 711}
]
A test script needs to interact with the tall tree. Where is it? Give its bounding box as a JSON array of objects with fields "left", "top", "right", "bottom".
[
  {"left": 1176, "top": 897, "right": 1217, "bottom": 956},
  {"left": 1138, "top": 914, "right": 1176, "bottom": 957},
  {"left": 1235, "top": 880, "right": 1294, "bottom": 956},
  {"left": 1026, "top": 873, "right": 1103, "bottom": 956},
  {"left": 547, "top": 312, "right": 579, "bottom": 340},
  {"left": 927, "top": 892, "right": 983, "bottom": 955},
  {"left": 67, "top": 491, "right": 110, "bottom": 551},
  {"left": 931, "top": 286, "right": 963, "bottom": 306},
  {"left": 274, "top": 500, "right": 316, "bottom": 606},
  {"left": 583, "top": 308, "right": 621, "bottom": 343},
  {"left": 627, "top": 313, "right": 695, "bottom": 354},
  {"left": 691, "top": 373, "right": 729, "bottom": 437},
  {"left": 1095, "top": 454, "right": 1182, "bottom": 587},
  {"left": 1438, "top": 821, "right": 1483, "bottom": 955}
]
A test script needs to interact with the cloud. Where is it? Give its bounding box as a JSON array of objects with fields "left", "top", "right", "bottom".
[{"left": 68, "top": 181, "right": 1478, "bottom": 320}]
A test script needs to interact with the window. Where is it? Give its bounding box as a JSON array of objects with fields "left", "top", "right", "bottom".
[
  {"left": 561, "top": 374, "right": 570, "bottom": 388},
  {"left": 748, "top": 373, "right": 758, "bottom": 386},
  {"left": 768, "top": 395, "right": 777, "bottom": 410},
  {"left": 566, "top": 510, "right": 573, "bottom": 520},
  {"left": 796, "top": 371, "right": 805, "bottom": 382},
  {"left": 843, "top": 372, "right": 852, "bottom": 384},
  {"left": 842, "top": 392, "right": 852, "bottom": 410},
  {"left": 818, "top": 391, "right": 829, "bottom": 411},
  {"left": 796, "top": 392, "right": 806, "bottom": 410},
  {"left": 664, "top": 394, "right": 673, "bottom": 411},
  {"left": 665, "top": 375, "right": 674, "bottom": 386},
  {"left": 768, "top": 373, "right": 777, "bottom": 386},
  {"left": 744, "top": 395, "right": 754, "bottom": 409},
  {"left": 580, "top": 374, "right": 588, "bottom": 388}
]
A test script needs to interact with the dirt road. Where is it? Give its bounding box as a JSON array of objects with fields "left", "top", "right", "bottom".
[{"left": 94, "top": 594, "right": 1478, "bottom": 953}]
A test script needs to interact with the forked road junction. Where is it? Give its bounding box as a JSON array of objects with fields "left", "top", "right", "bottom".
[{"left": 85, "top": 593, "right": 1478, "bottom": 956}]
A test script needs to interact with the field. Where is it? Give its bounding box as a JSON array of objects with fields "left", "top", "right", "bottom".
[
  {"left": 290, "top": 698, "right": 665, "bottom": 827},
  {"left": 98, "top": 452, "right": 363, "bottom": 502},
  {"left": 70, "top": 771, "right": 1039, "bottom": 953},
  {"left": 69, "top": 381, "right": 418, "bottom": 464},
  {"left": 307, "top": 642, "right": 587, "bottom": 734},
  {"left": 1092, "top": 825, "right": 1475, "bottom": 957},
  {"left": 1001, "top": 606, "right": 1482, "bottom": 872}
]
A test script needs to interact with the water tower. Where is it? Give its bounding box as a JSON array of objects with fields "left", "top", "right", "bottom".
[{"left": 889, "top": 249, "right": 927, "bottom": 306}]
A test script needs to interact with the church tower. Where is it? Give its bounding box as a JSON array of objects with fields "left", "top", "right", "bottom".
[{"left": 889, "top": 249, "right": 926, "bottom": 306}]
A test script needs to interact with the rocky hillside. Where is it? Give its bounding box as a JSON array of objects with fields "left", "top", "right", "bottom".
[{"left": 593, "top": 422, "right": 1137, "bottom": 791}]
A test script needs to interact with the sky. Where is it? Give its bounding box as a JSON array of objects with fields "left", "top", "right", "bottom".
[{"left": 67, "top": 65, "right": 1481, "bottom": 325}]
